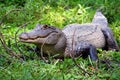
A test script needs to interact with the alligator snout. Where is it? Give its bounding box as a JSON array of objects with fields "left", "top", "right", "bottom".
[
  {"left": 19, "top": 32, "right": 29, "bottom": 40},
  {"left": 19, "top": 32, "right": 40, "bottom": 40}
]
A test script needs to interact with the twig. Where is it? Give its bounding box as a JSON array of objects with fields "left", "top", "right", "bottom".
[
  {"left": 14, "top": 22, "right": 30, "bottom": 54},
  {"left": 70, "top": 28, "right": 93, "bottom": 75},
  {"left": 40, "top": 37, "right": 50, "bottom": 63},
  {"left": 0, "top": 9, "right": 22, "bottom": 25},
  {"left": 0, "top": 32, "right": 16, "bottom": 55},
  {"left": 72, "top": 58, "right": 93, "bottom": 75},
  {"left": 0, "top": 8, "right": 22, "bottom": 54}
]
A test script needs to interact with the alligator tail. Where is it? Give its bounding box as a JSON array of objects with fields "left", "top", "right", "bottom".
[{"left": 92, "top": 10, "right": 108, "bottom": 27}]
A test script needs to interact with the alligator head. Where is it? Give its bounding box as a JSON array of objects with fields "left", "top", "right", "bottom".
[
  {"left": 19, "top": 24, "right": 62, "bottom": 44},
  {"left": 19, "top": 24, "right": 66, "bottom": 56}
]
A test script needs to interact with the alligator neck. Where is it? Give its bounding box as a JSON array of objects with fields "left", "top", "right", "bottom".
[
  {"left": 54, "top": 33, "right": 66, "bottom": 56},
  {"left": 37, "top": 33, "right": 67, "bottom": 57}
]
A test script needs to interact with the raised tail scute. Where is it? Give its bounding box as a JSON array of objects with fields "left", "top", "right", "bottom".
[{"left": 92, "top": 10, "right": 108, "bottom": 27}]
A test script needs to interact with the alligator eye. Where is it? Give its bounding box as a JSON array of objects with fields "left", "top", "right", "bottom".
[{"left": 43, "top": 24, "right": 48, "bottom": 28}]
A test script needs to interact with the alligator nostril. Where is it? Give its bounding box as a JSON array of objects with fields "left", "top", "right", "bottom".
[{"left": 19, "top": 33, "right": 28, "bottom": 40}]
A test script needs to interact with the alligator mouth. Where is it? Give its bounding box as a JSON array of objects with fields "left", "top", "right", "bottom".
[
  {"left": 19, "top": 34, "right": 50, "bottom": 40},
  {"left": 19, "top": 31, "right": 58, "bottom": 43},
  {"left": 19, "top": 37, "right": 47, "bottom": 43}
]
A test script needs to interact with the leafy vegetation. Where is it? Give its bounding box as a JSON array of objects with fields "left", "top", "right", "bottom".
[{"left": 0, "top": 0, "right": 120, "bottom": 80}]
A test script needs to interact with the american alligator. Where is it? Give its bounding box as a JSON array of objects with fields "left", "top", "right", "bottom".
[{"left": 19, "top": 11, "right": 119, "bottom": 61}]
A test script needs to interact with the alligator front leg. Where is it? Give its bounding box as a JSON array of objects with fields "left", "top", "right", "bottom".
[
  {"left": 75, "top": 42, "right": 98, "bottom": 61},
  {"left": 102, "top": 28, "right": 119, "bottom": 51},
  {"left": 34, "top": 46, "right": 41, "bottom": 56}
]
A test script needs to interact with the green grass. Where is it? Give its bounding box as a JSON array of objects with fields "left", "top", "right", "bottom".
[{"left": 1, "top": 0, "right": 120, "bottom": 80}]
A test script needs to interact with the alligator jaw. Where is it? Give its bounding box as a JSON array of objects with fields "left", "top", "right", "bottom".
[
  {"left": 19, "top": 32, "right": 60, "bottom": 44},
  {"left": 19, "top": 37, "right": 46, "bottom": 43}
]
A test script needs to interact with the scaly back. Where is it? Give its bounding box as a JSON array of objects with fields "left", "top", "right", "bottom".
[{"left": 92, "top": 10, "right": 108, "bottom": 28}]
